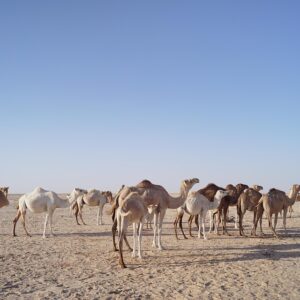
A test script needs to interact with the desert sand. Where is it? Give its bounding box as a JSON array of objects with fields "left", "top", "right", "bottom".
[{"left": 1, "top": 194, "right": 300, "bottom": 299}]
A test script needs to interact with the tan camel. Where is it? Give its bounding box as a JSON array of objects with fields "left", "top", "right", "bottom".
[
  {"left": 116, "top": 191, "right": 150, "bottom": 268},
  {"left": 237, "top": 185, "right": 263, "bottom": 236},
  {"left": 0, "top": 187, "right": 9, "bottom": 209},
  {"left": 253, "top": 186, "right": 299, "bottom": 237},
  {"left": 70, "top": 190, "right": 113, "bottom": 225},
  {"left": 286, "top": 184, "right": 300, "bottom": 218},
  {"left": 111, "top": 178, "right": 199, "bottom": 251}
]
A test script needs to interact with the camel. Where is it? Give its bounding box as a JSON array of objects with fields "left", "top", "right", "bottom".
[
  {"left": 253, "top": 185, "right": 300, "bottom": 237},
  {"left": 13, "top": 187, "right": 86, "bottom": 238},
  {"left": 70, "top": 189, "right": 113, "bottom": 225},
  {"left": 173, "top": 183, "right": 225, "bottom": 239},
  {"left": 214, "top": 183, "right": 249, "bottom": 235},
  {"left": 111, "top": 178, "right": 199, "bottom": 251},
  {"left": 286, "top": 184, "right": 300, "bottom": 218},
  {"left": 0, "top": 187, "right": 9, "bottom": 208},
  {"left": 116, "top": 191, "right": 151, "bottom": 268},
  {"left": 174, "top": 189, "right": 228, "bottom": 240},
  {"left": 237, "top": 185, "right": 263, "bottom": 236}
]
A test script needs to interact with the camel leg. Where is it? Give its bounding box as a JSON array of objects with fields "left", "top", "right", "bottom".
[
  {"left": 288, "top": 206, "right": 293, "bottom": 218},
  {"left": 124, "top": 234, "right": 132, "bottom": 251},
  {"left": 157, "top": 209, "right": 166, "bottom": 250},
  {"left": 21, "top": 211, "right": 31, "bottom": 237},
  {"left": 197, "top": 214, "right": 201, "bottom": 238},
  {"left": 97, "top": 203, "right": 105, "bottom": 225},
  {"left": 282, "top": 208, "right": 287, "bottom": 234},
  {"left": 195, "top": 214, "right": 199, "bottom": 230},
  {"left": 222, "top": 206, "right": 230, "bottom": 235},
  {"left": 188, "top": 215, "right": 194, "bottom": 237},
  {"left": 268, "top": 213, "right": 278, "bottom": 238},
  {"left": 74, "top": 205, "right": 81, "bottom": 225},
  {"left": 274, "top": 213, "right": 278, "bottom": 231},
  {"left": 152, "top": 211, "right": 158, "bottom": 248},
  {"left": 239, "top": 208, "right": 246, "bottom": 236},
  {"left": 43, "top": 214, "right": 49, "bottom": 238},
  {"left": 48, "top": 210, "right": 56, "bottom": 237},
  {"left": 209, "top": 211, "right": 213, "bottom": 233},
  {"left": 78, "top": 206, "right": 86, "bottom": 225},
  {"left": 215, "top": 209, "right": 222, "bottom": 235},
  {"left": 179, "top": 214, "right": 188, "bottom": 239},
  {"left": 13, "top": 210, "right": 21, "bottom": 237},
  {"left": 235, "top": 206, "right": 238, "bottom": 229},
  {"left": 138, "top": 218, "right": 144, "bottom": 259},
  {"left": 174, "top": 216, "right": 179, "bottom": 240},
  {"left": 112, "top": 218, "right": 118, "bottom": 251},
  {"left": 119, "top": 232, "right": 126, "bottom": 268},
  {"left": 132, "top": 223, "right": 137, "bottom": 258},
  {"left": 201, "top": 211, "right": 208, "bottom": 240}
]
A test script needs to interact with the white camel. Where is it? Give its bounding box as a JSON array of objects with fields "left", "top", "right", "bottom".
[
  {"left": 116, "top": 191, "right": 150, "bottom": 268},
  {"left": 175, "top": 190, "right": 228, "bottom": 240},
  {"left": 13, "top": 187, "right": 86, "bottom": 238},
  {"left": 70, "top": 189, "right": 113, "bottom": 225}
]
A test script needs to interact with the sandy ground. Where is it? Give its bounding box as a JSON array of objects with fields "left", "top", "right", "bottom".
[{"left": 1, "top": 194, "right": 300, "bottom": 300}]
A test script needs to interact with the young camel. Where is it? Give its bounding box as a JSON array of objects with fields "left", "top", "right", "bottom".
[
  {"left": 116, "top": 191, "right": 150, "bottom": 268},
  {"left": 253, "top": 188, "right": 293, "bottom": 238},
  {"left": 174, "top": 189, "right": 228, "bottom": 240},
  {"left": 70, "top": 189, "right": 113, "bottom": 225},
  {"left": 237, "top": 185, "right": 263, "bottom": 236},
  {"left": 0, "top": 187, "right": 9, "bottom": 209},
  {"left": 13, "top": 187, "right": 86, "bottom": 238},
  {"left": 173, "top": 183, "right": 225, "bottom": 239},
  {"left": 111, "top": 178, "right": 199, "bottom": 251},
  {"left": 286, "top": 184, "right": 300, "bottom": 218}
]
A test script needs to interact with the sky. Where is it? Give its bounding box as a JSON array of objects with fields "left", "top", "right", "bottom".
[{"left": 1, "top": 1, "right": 300, "bottom": 193}]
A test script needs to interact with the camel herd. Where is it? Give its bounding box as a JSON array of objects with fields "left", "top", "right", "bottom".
[{"left": 1, "top": 180, "right": 300, "bottom": 268}]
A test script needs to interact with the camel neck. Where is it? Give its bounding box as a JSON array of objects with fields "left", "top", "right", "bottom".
[
  {"left": 288, "top": 186, "right": 299, "bottom": 200},
  {"left": 167, "top": 185, "right": 188, "bottom": 209}
]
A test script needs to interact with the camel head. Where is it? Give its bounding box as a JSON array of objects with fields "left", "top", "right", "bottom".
[
  {"left": 252, "top": 185, "right": 263, "bottom": 192},
  {"left": 182, "top": 178, "right": 199, "bottom": 191},
  {"left": 236, "top": 183, "right": 249, "bottom": 195},
  {"left": 67, "top": 188, "right": 87, "bottom": 203},
  {"left": 215, "top": 190, "right": 228, "bottom": 200},
  {"left": 292, "top": 184, "right": 300, "bottom": 193},
  {"left": 102, "top": 191, "right": 113, "bottom": 204},
  {"left": 0, "top": 187, "right": 9, "bottom": 196}
]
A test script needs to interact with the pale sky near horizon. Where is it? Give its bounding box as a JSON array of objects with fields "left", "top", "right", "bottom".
[{"left": 1, "top": 1, "right": 300, "bottom": 193}]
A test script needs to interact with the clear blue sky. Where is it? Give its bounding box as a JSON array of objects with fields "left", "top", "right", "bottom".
[{"left": 1, "top": 1, "right": 299, "bottom": 193}]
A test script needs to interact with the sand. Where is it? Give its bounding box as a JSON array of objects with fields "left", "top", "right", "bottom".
[{"left": 1, "top": 194, "right": 300, "bottom": 299}]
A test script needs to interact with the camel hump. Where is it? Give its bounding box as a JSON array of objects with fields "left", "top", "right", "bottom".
[
  {"left": 269, "top": 188, "right": 284, "bottom": 194},
  {"left": 198, "top": 183, "right": 223, "bottom": 202},
  {"left": 136, "top": 179, "right": 153, "bottom": 189}
]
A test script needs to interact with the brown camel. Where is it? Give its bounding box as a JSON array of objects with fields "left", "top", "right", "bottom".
[
  {"left": 253, "top": 185, "right": 299, "bottom": 238},
  {"left": 0, "top": 187, "right": 9, "bottom": 208},
  {"left": 237, "top": 185, "right": 263, "bottom": 236},
  {"left": 214, "top": 183, "right": 249, "bottom": 235},
  {"left": 111, "top": 178, "right": 199, "bottom": 251}
]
